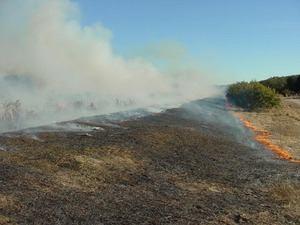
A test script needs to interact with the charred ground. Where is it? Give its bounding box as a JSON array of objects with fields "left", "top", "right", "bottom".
[{"left": 0, "top": 98, "right": 299, "bottom": 225}]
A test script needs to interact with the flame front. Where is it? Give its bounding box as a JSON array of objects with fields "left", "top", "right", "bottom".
[{"left": 236, "top": 113, "right": 300, "bottom": 163}]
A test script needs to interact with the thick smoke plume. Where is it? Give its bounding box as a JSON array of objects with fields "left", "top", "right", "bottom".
[{"left": 0, "top": 0, "right": 218, "bottom": 131}]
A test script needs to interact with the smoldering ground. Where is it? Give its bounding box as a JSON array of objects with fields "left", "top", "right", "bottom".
[{"left": 0, "top": 0, "right": 218, "bottom": 132}]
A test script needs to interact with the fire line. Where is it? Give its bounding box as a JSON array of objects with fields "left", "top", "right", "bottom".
[
  {"left": 235, "top": 113, "right": 300, "bottom": 163},
  {"left": 225, "top": 100, "right": 299, "bottom": 163}
]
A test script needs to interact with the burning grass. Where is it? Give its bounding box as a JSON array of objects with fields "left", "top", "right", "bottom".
[
  {"left": 232, "top": 98, "right": 300, "bottom": 163},
  {"left": 236, "top": 113, "right": 299, "bottom": 162}
]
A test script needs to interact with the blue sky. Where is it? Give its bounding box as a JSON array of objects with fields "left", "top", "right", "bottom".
[{"left": 75, "top": 0, "right": 300, "bottom": 83}]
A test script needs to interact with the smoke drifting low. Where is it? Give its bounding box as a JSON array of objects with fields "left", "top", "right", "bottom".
[{"left": 0, "top": 0, "right": 218, "bottom": 131}]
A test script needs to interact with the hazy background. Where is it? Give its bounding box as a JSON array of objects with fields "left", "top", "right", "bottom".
[
  {"left": 0, "top": 0, "right": 218, "bottom": 131},
  {"left": 1, "top": 0, "right": 299, "bottom": 131}
]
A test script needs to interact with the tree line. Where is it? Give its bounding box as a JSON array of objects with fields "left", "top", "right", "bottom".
[{"left": 260, "top": 74, "right": 300, "bottom": 96}]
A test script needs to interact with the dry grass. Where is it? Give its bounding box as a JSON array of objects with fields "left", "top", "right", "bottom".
[
  {"left": 0, "top": 215, "right": 15, "bottom": 225},
  {"left": 271, "top": 181, "right": 300, "bottom": 216},
  {"left": 239, "top": 98, "right": 300, "bottom": 160},
  {"left": 0, "top": 194, "right": 17, "bottom": 210},
  {"left": 0, "top": 194, "right": 20, "bottom": 225},
  {"left": 175, "top": 180, "right": 229, "bottom": 194}
]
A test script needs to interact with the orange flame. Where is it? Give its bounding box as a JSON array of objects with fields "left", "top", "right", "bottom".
[{"left": 236, "top": 113, "right": 300, "bottom": 163}]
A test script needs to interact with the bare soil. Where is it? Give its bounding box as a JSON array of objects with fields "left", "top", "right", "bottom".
[{"left": 0, "top": 98, "right": 299, "bottom": 225}]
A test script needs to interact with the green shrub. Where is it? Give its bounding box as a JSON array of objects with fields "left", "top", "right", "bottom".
[{"left": 226, "top": 81, "right": 280, "bottom": 110}]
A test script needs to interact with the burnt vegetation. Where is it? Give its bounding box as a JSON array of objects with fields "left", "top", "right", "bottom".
[{"left": 1, "top": 99, "right": 300, "bottom": 225}]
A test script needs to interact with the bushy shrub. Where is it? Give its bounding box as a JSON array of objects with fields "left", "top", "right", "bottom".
[{"left": 226, "top": 81, "right": 280, "bottom": 110}]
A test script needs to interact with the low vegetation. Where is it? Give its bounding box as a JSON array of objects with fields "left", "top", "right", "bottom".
[
  {"left": 271, "top": 181, "right": 300, "bottom": 216},
  {"left": 226, "top": 81, "right": 280, "bottom": 110}
]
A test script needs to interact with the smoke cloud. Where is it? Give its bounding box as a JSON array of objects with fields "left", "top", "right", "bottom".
[{"left": 0, "top": 0, "right": 218, "bottom": 131}]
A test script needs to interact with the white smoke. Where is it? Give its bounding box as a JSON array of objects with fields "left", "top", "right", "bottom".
[{"left": 0, "top": 0, "right": 218, "bottom": 131}]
